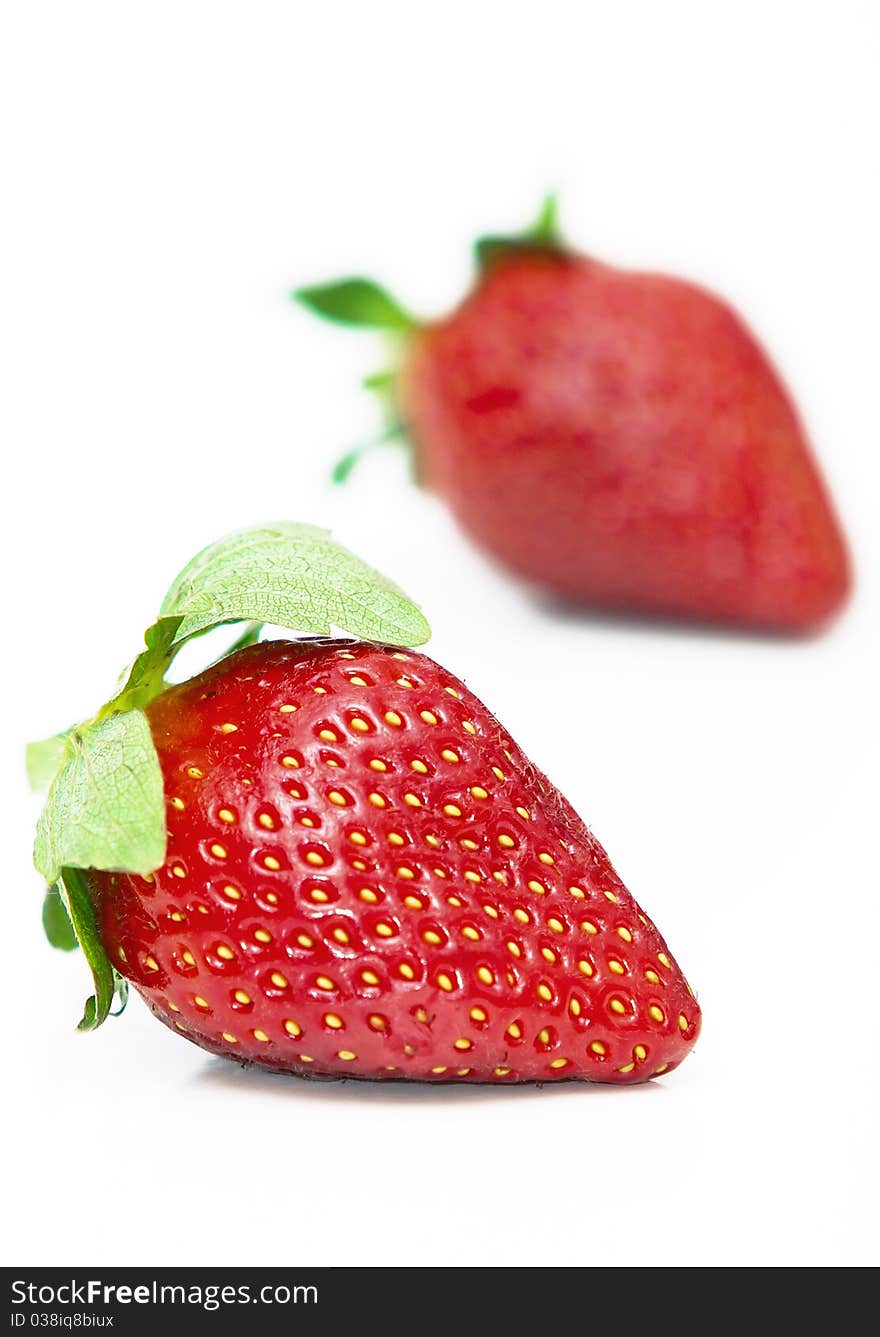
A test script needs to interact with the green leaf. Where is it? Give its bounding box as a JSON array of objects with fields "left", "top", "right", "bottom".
[
  {"left": 26, "top": 733, "right": 71, "bottom": 793},
  {"left": 42, "top": 885, "right": 78, "bottom": 951},
  {"left": 98, "top": 616, "right": 184, "bottom": 720},
  {"left": 294, "top": 278, "right": 414, "bottom": 331},
  {"left": 475, "top": 194, "right": 563, "bottom": 271},
  {"left": 60, "top": 867, "right": 116, "bottom": 1031},
  {"left": 34, "top": 709, "right": 166, "bottom": 886},
  {"left": 160, "top": 522, "right": 431, "bottom": 647}
]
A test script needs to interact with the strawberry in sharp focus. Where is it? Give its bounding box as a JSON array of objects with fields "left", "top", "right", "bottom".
[
  {"left": 297, "top": 199, "right": 851, "bottom": 632},
  {"left": 90, "top": 638, "right": 700, "bottom": 1082},
  {"left": 29, "top": 524, "right": 700, "bottom": 1084}
]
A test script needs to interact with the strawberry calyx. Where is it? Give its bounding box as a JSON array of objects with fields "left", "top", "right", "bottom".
[
  {"left": 295, "top": 197, "right": 565, "bottom": 484},
  {"left": 28, "top": 523, "right": 431, "bottom": 1030}
]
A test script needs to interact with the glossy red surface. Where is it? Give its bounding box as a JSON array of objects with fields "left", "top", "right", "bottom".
[
  {"left": 400, "top": 253, "right": 850, "bottom": 630},
  {"left": 89, "top": 639, "right": 701, "bottom": 1082}
]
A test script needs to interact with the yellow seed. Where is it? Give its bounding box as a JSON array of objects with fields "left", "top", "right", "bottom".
[
  {"left": 170, "top": 796, "right": 185, "bottom": 811},
  {"left": 281, "top": 755, "right": 299, "bottom": 768},
  {"left": 305, "top": 852, "right": 325, "bottom": 867},
  {"left": 445, "top": 686, "right": 461, "bottom": 698},
  {"left": 187, "top": 766, "right": 204, "bottom": 779},
  {"left": 527, "top": 880, "right": 545, "bottom": 895},
  {"left": 194, "top": 995, "right": 209, "bottom": 1009},
  {"left": 483, "top": 905, "right": 499, "bottom": 919},
  {"left": 210, "top": 843, "right": 228, "bottom": 860},
  {"left": 456, "top": 1068, "right": 471, "bottom": 1077},
  {"left": 316, "top": 976, "right": 335, "bottom": 991},
  {"left": 388, "top": 833, "right": 405, "bottom": 847},
  {"left": 644, "top": 968, "right": 661, "bottom": 985},
  {"left": 634, "top": 1044, "right": 647, "bottom": 1061},
  {"left": 542, "top": 947, "right": 558, "bottom": 964},
  {"left": 328, "top": 790, "right": 347, "bottom": 806},
  {"left": 658, "top": 952, "right": 671, "bottom": 969},
  {"left": 477, "top": 967, "right": 494, "bottom": 985},
  {"left": 181, "top": 950, "right": 196, "bottom": 966},
  {"left": 464, "top": 870, "right": 481, "bottom": 883},
  {"left": 507, "top": 1022, "right": 522, "bottom": 1040},
  {"left": 568, "top": 885, "right": 586, "bottom": 899},
  {"left": 548, "top": 917, "right": 564, "bottom": 934},
  {"left": 234, "top": 990, "right": 251, "bottom": 1005},
  {"left": 454, "top": 1038, "right": 472, "bottom": 1051},
  {"left": 253, "top": 928, "right": 271, "bottom": 944},
  {"left": 617, "top": 926, "right": 633, "bottom": 943},
  {"left": 218, "top": 808, "right": 235, "bottom": 824},
  {"left": 265, "top": 892, "right": 279, "bottom": 905},
  {"left": 359, "top": 888, "right": 378, "bottom": 904},
  {"left": 410, "top": 759, "right": 429, "bottom": 774},
  {"left": 368, "top": 1014, "right": 387, "bottom": 1030},
  {"left": 618, "top": 1062, "right": 635, "bottom": 1074},
  {"left": 537, "top": 1027, "right": 551, "bottom": 1045},
  {"left": 443, "top": 803, "right": 462, "bottom": 818},
  {"left": 420, "top": 711, "right": 438, "bottom": 725},
  {"left": 538, "top": 852, "right": 555, "bottom": 866},
  {"left": 679, "top": 1014, "right": 689, "bottom": 1032},
  {"left": 507, "top": 941, "right": 522, "bottom": 958},
  {"left": 437, "top": 972, "right": 454, "bottom": 992},
  {"left": 649, "top": 1005, "right": 665, "bottom": 1023},
  {"left": 337, "top": 1050, "right": 357, "bottom": 1062},
  {"left": 172, "top": 865, "right": 186, "bottom": 879},
  {"left": 384, "top": 711, "right": 403, "bottom": 727},
  {"left": 498, "top": 833, "right": 516, "bottom": 849},
  {"left": 216, "top": 944, "right": 234, "bottom": 961},
  {"left": 590, "top": 1041, "right": 607, "bottom": 1056},
  {"left": 423, "top": 930, "right": 443, "bottom": 946},
  {"left": 514, "top": 908, "right": 530, "bottom": 924},
  {"left": 350, "top": 717, "right": 370, "bottom": 733},
  {"left": 461, "top": 926, "right": 481, "bottom": 941},
  {"left": 298, "top": 1055, "right": 314, "bottom": 1063},
  {"left": 319, "top": 729, "right": 338, "bottom": 743},
  {"left": 348, "top": 676, "right": 368, "bottom": 687},
  {"left": 604, "top": 890, "right": 619, "bottom": 903},
  {"left": 470, "top": 1006, "right": 487, "bottom": 1023},
  {"left": 492, "top": 872, "right": 507, "bottom": 884},
  {"left": 368, "top": 793, "right": 386, "bottom": 808},
  {"left": 324, "top": 1013, "right": 343, "bottom": 1029},
  {"left": 270, "top": 972, "right": 288, "bottom": 989},
  {"left": 253, "top": 1029, "right": 270, "bottom": 1043},
  {"left": 654, "top": 1063, "right": 669, "bottom": 1075},
  {"left": 284, "top": 1019, "right": 302, "bottom": 1037},
  {"left": 263, "top": 854, "right": 280, "bottom": 870},
  {"left": 166, "top": 999, "right": 178, "bottom": 1010},
  {"left": 492, "top": 766, "right": 505, "bottom": 781},
  {"left": 608, "top": 960, "right": 625, "bottom": 975},
  {"left": 220, "top": 723, "right": 238, "bottom": 734},
  {"left": 431, "top": 1066, "right": 448, "bottom": 1075},
  {"left": 349, "top": 831, "right": 367, "bottom": 845},
  {"left": 375, "top": 922, "right": 394, "bottom": 938},
  {"left": 441, "top": 748, "right": 460, "bottom": 764},
  {"left": 569, "top": 998, "right": 582, "bottom": 1017},
  {"left": 460, "top": 838, "right": 478, "bottom": 851},
  {"left": 279, "top": 703, "right": 298, "bottom": 713},
  {"left": 396, "top": 676, "right": 414, "bottom": 689},
  {"left": 537, "top": 983, "right": 553, "bottom": 1001},
  {"left": 516, "top": 806, "right": 530, "bottom": 820},
  {"left": 494, "top": 1066, "right": 510, "bottom": 1077},
  {"left": 222, "top": 1032, "right": 238, "bottom": 1044},
  {"left": 578, "top": 960, "right": 594, "bottom": 977},
  {"left": 549, "top": 1058, "right": 568, "bottom": 1069},
  {"left": 609, "top": 999, "right": 626, "bottom": 1015},
  {"left": 403, "top": 793, "right": 422, "bottom": 808},
  {"left": 370, "top": 758, "right": 388, "bottom": 771},
  {"left": 259, "top": 813, "right": 277, "bottom": 830},
  {"left": 398, "top": 963, "right": 415, "bottom": 980},
  {"left": 396, "top": 866, "right": 415, "bottom": 880},
  {"left": 361, "top": 970, "right": 380, "bottom": 986},
  {"left": 403, "top": 895, "right": 423, "bottom": 910},
  {"left": 580, "top": 920, "right": 598, "bottom": 935},
  {"left": 471, "top": 785, "right": 488, "bottom": 800},
  {"left": 462, "top": 722, "right": 476, "bottom": 735},
  {"left": 332, "top": 928, "right": 350, "bottom": 944}
]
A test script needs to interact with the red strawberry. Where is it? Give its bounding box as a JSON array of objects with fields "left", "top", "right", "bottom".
[
  {"left": 86, "top": 638, "right": 700, "bottom": 1083},
  {"left": 298, "top": 201, "right": 850, "bottom": 631}
]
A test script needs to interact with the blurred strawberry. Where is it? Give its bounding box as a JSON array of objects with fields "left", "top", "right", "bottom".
[{"left": 297, "top": 199, "right": 850, "bottom": 631}]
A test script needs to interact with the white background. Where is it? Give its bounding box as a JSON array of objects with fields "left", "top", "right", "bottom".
[{"left": 1, "top": 1, "right": 878, "bottom": 1268}]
